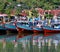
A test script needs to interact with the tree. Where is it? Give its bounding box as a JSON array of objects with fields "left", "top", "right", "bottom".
[
  {"left": 31, "top": 9, "right": 38, "bottom": 17},
  {"left": 45, "top": 13, "right": 53, "bottom": 19}
]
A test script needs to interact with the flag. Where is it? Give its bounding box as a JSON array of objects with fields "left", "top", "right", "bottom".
[
  {"left": 29, "top": 11, "right": 32, "bottom": 17},
  {"left": 42, "top": 15, "right": 44, "bottom": 20},
  {"left": 48, "top": 19, "right": 51, "bottom": 26}
]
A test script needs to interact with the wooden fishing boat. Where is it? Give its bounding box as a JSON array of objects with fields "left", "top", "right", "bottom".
[
  {"left": 33, "top": 27, "right": 43, "bottom": 33},
  {"left": 4, "top": 22, "right": 17, "bottom": 33},
  {"left": 43, "top": 24, "right": 60, "bottom": 36},
  {"left": 28, "top": 17, "right": 43, "bottom": 33},
  {"left": 0, "top": 14, "right": 8, "bottom": 34},
  {"left": 0, "top": 25, "right": 7, "bottom": 34},
  {"left": 0, "top": 25, "right": 6, "bottom": 30},
  {"left": 32, "top": 21, "right": 43, "bottom": 33},
  {"left": 16, "top": 22, "right": 33, "bottom": 33},
  {"left": 16, "top": 17, "right": 43, "bottom": 33}
]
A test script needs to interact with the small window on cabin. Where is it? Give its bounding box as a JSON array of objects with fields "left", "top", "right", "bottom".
[
  {"left": 10, "top": 16, "right": 15, "bottom": 19},
  {"left": 4, "top": 16, "right": 8, "bottom": 19},
  {"left": 0, "top": 18, "right": 1, "bottom": 21},
  {"left": 0, "top": 16, "right": 3, "bottom": 18},
  {"left": 4, "top": 16, "right": 8, "bottom": 18},
  {"left": 0, "top": 16, "right": 3, "bottom": 21}
]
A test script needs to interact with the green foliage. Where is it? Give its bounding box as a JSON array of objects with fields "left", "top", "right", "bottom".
[
  {"left": 0, "top": 1, "right": 5, "bottom": 13},
  {"left": 31, "top": 9, "right": 38, "bottom": 17},
  {"left": 0, "top": 0, "right": 60, "bottom": 15},
  {"left": 45, "top": 13, "right": 53, "bottom": 19}
]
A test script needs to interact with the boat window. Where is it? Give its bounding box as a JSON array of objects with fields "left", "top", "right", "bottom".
[
  {"left": 0, "top": 16, "right": 3, "bottom": 18},
  {"left": 54, "top": 24, "right": 60, "bottom": 26},
  {"left": 10, "top": 16, "right": 15, "bottom": 19},
  {"left": 10, "top": 16, "right": 15, "bottom": 21},
  {"left": 17, "top": 22, "right": 21, "bottom": 25},
  {"left": 4, "top": 16, "right": 9, "bottom": 22},
  {"left": 0, "top": 16, "right": 3, "bottom": 22},
  {"left": 9, "top": 22, "right": 14, "bottom": 24},
  {"left": 39, "top": 21, "right": 42, "bottom": 24},
  {"left": 57, "top": 17, "right": 60, "bottom": 22},
  {"left": 52, "top": 24, "right": 60, "bottom": 28},
  {"left": 4, "top": 16, "right": 8, "bottom": 19}
]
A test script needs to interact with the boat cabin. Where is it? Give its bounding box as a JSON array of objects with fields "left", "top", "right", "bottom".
[
  {"left": 52, "top": 24, "right": 60, "bottom": 29},
  {"left": 57, "top": 16, "right": 60, "bottom": 22},
  {"left": 10, "top": 16, "right": 15, "bottom": 21},
  {"left": 0, "top": 14, "right": 9, "bottom": 24}
]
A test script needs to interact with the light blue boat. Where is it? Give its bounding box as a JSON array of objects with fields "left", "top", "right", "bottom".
[
  {"left": 16, "top": 22, "right": 33, "bottom": 32},
  {"left": 29, "top": 17, "right": 43, "bottom": 33},
  {"left": 4, "top": 22, "right": 17, "bottom": 32},
  {"left": 0, "top": 25, "right": 7, "bottom": 30}
]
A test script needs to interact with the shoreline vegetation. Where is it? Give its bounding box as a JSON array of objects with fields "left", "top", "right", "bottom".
[{"left": 0, "top": 0, "right": 60, "bottom": 17}]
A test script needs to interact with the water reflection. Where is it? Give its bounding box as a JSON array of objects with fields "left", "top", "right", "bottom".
[{"left": 0, "top": 33, "right": 60, "bottom": 52}]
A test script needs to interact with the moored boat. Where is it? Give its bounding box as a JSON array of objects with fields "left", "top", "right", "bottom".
[
  {"left": 0, "top": 14, "right": 8, "bottom": 34},
  {"left": 4, "top": 21, "right": 17, "bottom": 33},
  {"left": 16, "top": 22, "right": 33, "bottom": 33},
  {"left": 33, "top": 27, "right": 43, "bottom": 33},
  {"left": 29, "top": 17, "right": 43, "bottom": 33},
  {"left": 0, "top": 25, "right": 7, "bottom": 34},
  {"left": 43, "top": 24, "right": 60, "bottom": 36},
  {"left": 32, "top": 23, "right": 43, "bottom": 33}
]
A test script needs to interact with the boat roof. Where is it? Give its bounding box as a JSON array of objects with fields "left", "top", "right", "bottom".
[
  {"left": 0, "top": 14, "right": 8, "bottom": 17},
  {"left": 52, "top": 23, "right": 60, "bottom": 26}
]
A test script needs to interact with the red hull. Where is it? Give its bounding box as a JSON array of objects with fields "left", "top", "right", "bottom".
[
  {"left": 33, "top": 30, "right": 42, "bottom": 33},
  {"left": 44, "top": 29, "right": 60, "bottom": 36},
  {"left": 17, "top": 27, "right": 24, "bottom": 32},
  {"left": 17, "top": 27, "right": 33, "bottom": 33}
]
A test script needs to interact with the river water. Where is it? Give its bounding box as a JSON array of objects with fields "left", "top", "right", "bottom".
[{"left": 0, "top": 32, "right": 60, "bottom": 52}]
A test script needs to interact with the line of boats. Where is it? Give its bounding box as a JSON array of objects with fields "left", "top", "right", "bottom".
[
  {"left": 0, "top": 14, "right": 60, "bottom": 36},
  {"left": 0, "top": 20, "right": 60, "bottom": 36}
]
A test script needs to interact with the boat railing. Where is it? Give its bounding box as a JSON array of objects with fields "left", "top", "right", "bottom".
[{"left": 51, "top": 22, "right": 60, "bottom": 25}]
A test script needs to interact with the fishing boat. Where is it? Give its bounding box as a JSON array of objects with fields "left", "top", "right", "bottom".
[
  {"left": 0, "top": 14, "right": 8, "bottom": 34},
  {"left": 43, "top": 24, "right": 60, "bottom": 36},
  {"left": 32, "top": 22, "right": 43, "bottom": 33},
  {"left": 16, "top": 22, "right": 33, "bottom": 33},
  {"left": 4, "top": 21, "right": 17, "bottom": 33},
  {"left": 31, "top": 17, "right": 43, "bottom": 33},
  {"left": 0, "top": 25, "right": 7, "bottom": 34},
  {"left": 16, "top": 17, "right": 43, "bottom": 33},
  {"left": 2, "top": 14, "right": 18, "bottom": 33}
]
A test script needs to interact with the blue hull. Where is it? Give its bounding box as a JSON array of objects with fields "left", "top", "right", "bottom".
[
  {"left": 16, "top": 22, "right": 33, "bottom": 32},
  {"left": 33, "top": 27, "right": 43, "bottom": 33},
  {"left": 4, "top": 24, "right": 16, "bottom": 30},
  {"left": 17, "top": 25, "right": 32, "bottom": 30},
  {"left": 0, "top": 25, "right": 7, "bottom": 30},
  {"left": 43, "top": 26, "right": 60, "bottom": 30},
  {"left": 43, "top": 26, "right": 60, "bottom": 36}
]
